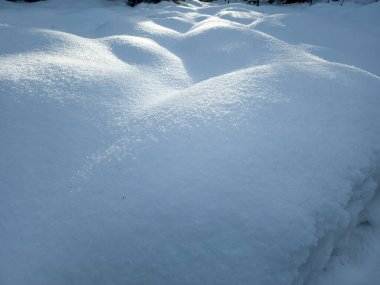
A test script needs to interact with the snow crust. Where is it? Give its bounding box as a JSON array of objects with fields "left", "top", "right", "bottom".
[{"left": 1, "top": 1, "right": 380, "bottom": 284}]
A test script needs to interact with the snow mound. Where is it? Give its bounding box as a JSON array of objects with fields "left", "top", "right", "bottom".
[{"left": 1, "top": 1, "right": 380, "bottom": 285}]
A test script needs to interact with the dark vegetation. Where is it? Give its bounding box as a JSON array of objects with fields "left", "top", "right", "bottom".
[
  {"left": 5, "top": 0, "right": 45, "bottom": 2},
  {"left": 1, "top": 0, "right": 354, "bottom": 7}
]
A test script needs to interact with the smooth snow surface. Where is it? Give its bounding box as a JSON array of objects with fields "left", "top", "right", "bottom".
[{"left": 1, "top": 1, "right": 380, "bottom": 285}]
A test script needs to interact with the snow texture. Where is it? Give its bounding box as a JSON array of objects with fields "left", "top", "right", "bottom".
[{"left": 0, "top": 1, "right": 380, "bottom": 284}]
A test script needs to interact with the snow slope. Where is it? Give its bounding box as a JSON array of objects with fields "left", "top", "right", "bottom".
[{"left": 0, "top": 1, "right": 380, "bottom": 284}]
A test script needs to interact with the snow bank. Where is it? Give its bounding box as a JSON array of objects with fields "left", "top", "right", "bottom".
[{"left": 0, "top": 1, "right": 379, "bottom": 285}]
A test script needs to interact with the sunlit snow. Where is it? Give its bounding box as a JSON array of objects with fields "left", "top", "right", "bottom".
[{"left": 0, "top": 1, "right": 379, "bottom": 284}]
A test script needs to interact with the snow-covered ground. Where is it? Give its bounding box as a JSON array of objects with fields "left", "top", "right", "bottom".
[{"left": 0, "top": 0, "right": 379, "bottom": 284}]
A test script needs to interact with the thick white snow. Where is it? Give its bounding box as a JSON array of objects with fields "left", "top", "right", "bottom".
[{"left": 0, "top": 1, "right": 379, "bottom": 285}]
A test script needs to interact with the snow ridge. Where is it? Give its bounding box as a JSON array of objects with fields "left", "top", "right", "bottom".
[{"left": 1, "top": 1, "right": 380, "bottom": 285}]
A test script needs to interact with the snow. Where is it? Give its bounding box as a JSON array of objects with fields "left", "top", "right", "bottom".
[{"left": 0, "top": 1, "right": 380, "bottom": 284}]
